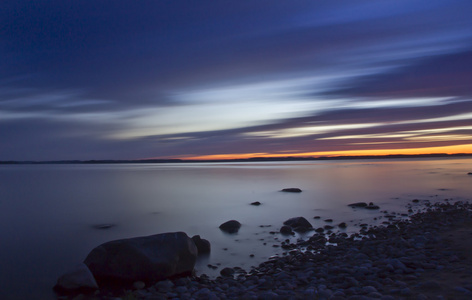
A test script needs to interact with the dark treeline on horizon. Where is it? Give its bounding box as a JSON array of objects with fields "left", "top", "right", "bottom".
[{"left": 1, "top": 153, "right": 472, "bottom": 165}]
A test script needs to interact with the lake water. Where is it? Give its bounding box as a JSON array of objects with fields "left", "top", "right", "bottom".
[{"left": 0, "top": 158, "right": 471, "bottom": 299}]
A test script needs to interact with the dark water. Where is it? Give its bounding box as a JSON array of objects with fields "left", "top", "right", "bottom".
[{"left": 0, "top": 158, "right": 471, "bottom": 299}]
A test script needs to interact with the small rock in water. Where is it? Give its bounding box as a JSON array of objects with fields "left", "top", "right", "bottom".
[
  {"left": 468, "top": 172, "right": 472, "bottom": 175},
  {"left": 219, "top": 220, "right": 241, "bottom": 233},
  {"left": 338, "top": 222, "right": 347, "bottom": 228},
  {"left": 250, "top": 201, "right": 262, "bottom": 206},
  {"left": 348, "top": 202, "right": 368, "bottom": 208},
  {"left": 365, "top": 202, "right": 380, "bottom": 209},
  {"left": 283, "top": 217, "right": 313, "bottom": 229},
  {"left": 280, "top": 225, "right": 293, "bottom": 235},
  {"left": 280, "top": 188, "right": 302, "bottom": 193},
  {"left": 191, "top": 235, "right": 211, "bottom": 254},
  {"left": 324, "top": 219, "right": 333, "bottom": 222}
]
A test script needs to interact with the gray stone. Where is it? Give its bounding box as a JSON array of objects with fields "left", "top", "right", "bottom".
[
  {"left": 84, "top": 232, "right": 197, "bottom": 283},
  {"left": 362, "top": 286, "right": 377, "bottom": 294},
  {"left": 220, "top": 267, "right": 235, "bottom": 277},
  {"left": 155, "top": 279, "right": 174, "bottom": 291},
  {"left": 133, "top": 281, "right": 145, "bottom": 290},
  {"left": 55, "top": 263, "right": 98, "bottom": 291}
]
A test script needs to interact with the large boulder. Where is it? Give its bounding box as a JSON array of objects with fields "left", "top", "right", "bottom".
[
  {"left": 219, "top": 220, "right": 241, "bottom": 233},
  {"left": 84, "top": 232, "right": 197, "bottom": 284}
]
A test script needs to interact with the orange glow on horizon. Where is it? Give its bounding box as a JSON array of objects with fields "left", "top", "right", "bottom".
[{"left": 182, "top": 144, "right": 472, "bottom": 160}]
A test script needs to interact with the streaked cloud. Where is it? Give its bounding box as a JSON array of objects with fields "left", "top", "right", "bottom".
[{"left": 1, "top": 1, "right": 472, "bottom": 160}]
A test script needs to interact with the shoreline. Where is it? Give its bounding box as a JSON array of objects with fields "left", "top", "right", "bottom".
[
  {"left": 4, "top": 152, "right": 472, "bottom": 165},
  {"left": 59, "top": 199, "right": 472, "bottom": 299}
]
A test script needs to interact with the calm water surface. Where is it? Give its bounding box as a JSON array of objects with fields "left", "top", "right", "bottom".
[{"left": 0, "top": 158, "right": 471, "bottom": 299}]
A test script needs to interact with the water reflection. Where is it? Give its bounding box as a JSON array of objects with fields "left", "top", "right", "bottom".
[{"left": 0, "top": 158, "right": 471, "bottom": 299}]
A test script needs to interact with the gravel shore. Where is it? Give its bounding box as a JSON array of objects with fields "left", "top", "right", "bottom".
[{"left": 62, "top": 200, "right": 472, "bottom": 300}]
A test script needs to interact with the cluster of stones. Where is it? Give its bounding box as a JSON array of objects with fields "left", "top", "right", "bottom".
[{"left": 59, "top": 200, "right": 472, "bottom": 299}]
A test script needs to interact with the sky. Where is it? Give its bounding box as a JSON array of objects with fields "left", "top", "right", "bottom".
[{"left": 1, "top": 0, "right": 472, "bottom": 161}]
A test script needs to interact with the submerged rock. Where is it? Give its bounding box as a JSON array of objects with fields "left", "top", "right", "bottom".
[
  {"left": 92, "top": 224, "right": 115, "bottom": 230},
  {"left": 219, "top": 220, "right": 241, "bottom": 233},
  {"left": 281, "top": 188, "right": 302, "bottom": 193},
  {"left": 84, "top": 232, "right": 197, "bottom": 284}
]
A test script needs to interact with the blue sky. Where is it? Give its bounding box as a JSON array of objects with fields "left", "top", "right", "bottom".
[{"left": 1, "top": 0, "right": 472, "bottom": 160}]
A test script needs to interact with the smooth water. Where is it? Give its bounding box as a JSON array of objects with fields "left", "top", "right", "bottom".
[{"left": 0, "top": 158, "right": 471, "bottom": 299}]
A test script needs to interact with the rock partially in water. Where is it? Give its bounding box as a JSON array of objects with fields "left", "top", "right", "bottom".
[
  {"left": 348, "top": 202, "right": 368, "bottom": 208},
  {"left": 219, "top": 220, "right": 241, "bottom": 233},
  {"left": 54, "top": 263, "right": 98, "bottom": 293},
  {"left": 250, "top": 201, "right": 262, "bottom": 206},
  {"left": 191, "top": 235, "right": 211, "bottom": 254},
  {"left": 283, "top": 217, "right": 313, "bottom": 229},
  {"left": 220, "top": 267, "right": 235, "bottom": 277},
  {"left": 293, "top": 226, "right": 311, "bottom": 233},
  {"left": 280, "top": 225, "right": 293, "bottom": 235},
  {"left": 280, "top": 188, "right": 302, "bottom": 193},
  {"left": 348, "top": 202, "right": 380, "bottom": 209},
  {"left": 84, "top": 232, "right": 197, "bottom": 284},
  {"left": 366, "top": 202, "right": 380, "bottom": 209}
]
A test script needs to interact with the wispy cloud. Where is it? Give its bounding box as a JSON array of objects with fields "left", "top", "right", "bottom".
[{"left": 1, "top": 1, "right": 472, "bottom": 160}]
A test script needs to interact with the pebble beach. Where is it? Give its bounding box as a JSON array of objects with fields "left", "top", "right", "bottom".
[{"left": 59, "top": 199, "right": 472, "bottom": 300}]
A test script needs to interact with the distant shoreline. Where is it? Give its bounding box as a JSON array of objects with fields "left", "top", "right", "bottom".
[{"left": 1, "top": 153, "right": 472, "bottom": 165}]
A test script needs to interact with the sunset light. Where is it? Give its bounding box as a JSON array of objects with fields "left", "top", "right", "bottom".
[
  {"left": 2, "top": 2, "right": 472, "bottom": 299},
  {"left": 1, "top": 1, "right": 471, "bottom": 161}
]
